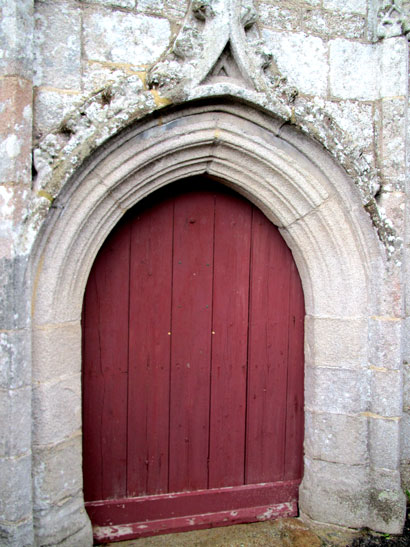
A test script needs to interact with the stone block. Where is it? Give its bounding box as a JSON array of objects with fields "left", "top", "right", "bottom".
[
  {"left": 305, "top": 316, "right": 368, "bottom": 368},
  {"left": 330, "top": 39, "right": 378, "bottom": 100},
  {"left": 379, "top": 99, "right": 406, "bottom": 190},
  {"left": 0, "top": 77, "right": 32, "bottom": 184},
  {"left": 0, "top": 0, "right": 33, "bottom": 79},
  {"left": 0, "top": 386, "right": 31, "bottom": 457},
  {"left": 262, "top": 30, "right": 328, "bottom": 97},
  {"left": 34, "top": 495, "right": 92, "bottom": 547},
  {"left": 83, "top": 10, "right": 171, "bottom": 67},
  {"left": 0, "top": 255, "right": 29, "bottom": 330},
  {"left": 258, "top": 3, "right": 300, "bottom": 32},
  {"left": 33, "top": 436, "right": 82, "bottom": 509},
  {"left": 368, "top": 486, "right": 406, "bottom": 534},
  {"left": 380, "top": 37, "right": 407, "bottom": 98},
  {"left": 304, "top": 411, "right": 368, "bottom": 465},
  {"left": 0, "top": 329, "right": 31, "bottom": 389},
  {"left": 33, "top": 1, "right": 82, "bottom": 90},
  {"left": 369, "top": 417, "right": 400, "bottom": 470},
  {"left": 32, "top": 322, "right": 81, "bottom": 383},
  {"left": 32, "top": 375, "right": 81, "bottom": 447},
  {"left": 302, "top": 10, "right": 366, "bottom": 39},
  {"left": 300, "top": 458, "right": 370, "bottom": 528},
  {"left": 323, "top": 0, "right": 367, "bottom": 15},
  {"left": 403, "top": 363, "right": 410, "bottom": 410},
  {"left": 305, "top": 365, "right": 369, "bottom": 414},
  {"left": 0, "top": 455, "right": 32, "bottom": 522},
  {"left": 323, "top": 100, "right": 373, "bottom": 150},
  {"left": 34, "top": 88, "right": 81, "bottom": 139},
  {"left": 0, "top": 518, "right": 34, "bottom": 547},
  {"left": 368, "top": 317, "right": 402, "bottom": 370},
  {"left": 371, "top": 468, "right": 401, "bottom": 492},
  {"left": 400, "top": 411, "right": 410, "bottom": 460},
  {"left": 370, "top": 369, "right": 402, "bottom": 418}
]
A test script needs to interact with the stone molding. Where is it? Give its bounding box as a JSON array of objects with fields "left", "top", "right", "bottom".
[
  {"left": 29, "top": 101, "right": 405, "bottom": 542},
  {"left": 28, "top": 0, "right": 404, "bottom": 262}
]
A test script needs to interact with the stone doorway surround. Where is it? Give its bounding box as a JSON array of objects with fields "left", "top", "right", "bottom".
[{"left": 29, "top": 99, "right": 406, "bottom": 545}]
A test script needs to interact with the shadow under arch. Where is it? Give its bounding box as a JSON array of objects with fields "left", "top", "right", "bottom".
[{"left": 30, "top": 98, "right": 396, "bottom": 545}]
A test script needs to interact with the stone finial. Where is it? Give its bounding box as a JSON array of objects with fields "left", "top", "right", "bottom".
[
  {"left": 241, "top": 5, "right": 258, "bottom": 29},
  {"left": 377, "top": 0, "right": 410, "bottom": 39}
]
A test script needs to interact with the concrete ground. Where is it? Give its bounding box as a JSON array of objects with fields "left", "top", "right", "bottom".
[{"left": 103, "top": 517, "right": 363, "bottom": 547}]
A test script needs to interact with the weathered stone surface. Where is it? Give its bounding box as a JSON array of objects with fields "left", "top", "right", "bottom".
[
  {"left": 0, "top": 0, "right": 33, "bottom": 79},
  {"left": 32, "top": 322, "right": 81, "bottom": 382},
  {"left": 380, "top": 37, "right": 407, "bottom": 99},
  {"left": 403, "top": 362, "right": 410, "bottom": 409},
  {"left": 34, "top": 495, "right": 92, "bottom": 547},
  {"left": 257, "top": 3, "right": 300, "bottom": 31},
  {"left": 300, "top": 458, "right": 370, "bottom": 528},
  {"left": 0, "top": 77, "right": 32, "bottom": 184},
  {"left": 304, "top": 411, "right": 368, "bottom": 465},
  {"left": 0, "top": 256, "right": 29, "bottom": 330},
  {"left": 305, "top": 366, "right": 369, "bottom": 414},
  {"left": 0, "top": 455, "right": 32, "bottom": 522},
  {"left": 400, "top": 412, "right": 410, "bottom": 460},
  {"left": 302, "top": 9, "right": 366, "bottom": 39},
  {"left": 262, "top": 30, "right": 328, "bottom": 96},
  {"left": 0, "top": 386, "right": 31, "bottom": 457},
  {"left": 370, "top": 368, "right": 402, "bottom": 417},
  {"left": 0, "top": 519, "right": 34, "bottom": 547},
  {"left": 379, "top": 99, "right": 406, "bottom": 190},
  {"left": 0, "top": 329, "right": 30, "bottom": 389},
  {"left": 83, "top": 10, "right": 171, "bottom": 67},
  {"left": 369, "top": 417, "right": 400, "bottom": 469},
  {"left": 323, "top": 0, "right": 367, "bottom": 15},
  {"left": 33, "top": 435, "right": 82, "bottom": 508},
  {"left": 324, "top": 99, "right": 373, "bottom": 150},
  {"left": 330, "top": 39, "right": 378, "bottom": 100},
  {"left": 305, "top": 316, "right": 368, "bottom": 368},
  {"left": 79, "top": 0, "right": 136, "bottom": 7},
  {"left": 32, "top": 374, "right": 81, "bottom": 446},
  {"left": 137, "top": 0, "right": 165, "bottom": 16},
  {"left": 33, "top": 1, "right": 82, "bottom": 90},
  {"left": 34, "top": 88, "right": 82, "bottom": 139},
  {"left": 369, "top": 318, "right": 402, "bottom": 370}
]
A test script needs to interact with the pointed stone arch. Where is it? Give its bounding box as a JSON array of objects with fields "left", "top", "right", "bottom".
[{"left": 30, "top": 100, "right": 405, "bottom": 545}]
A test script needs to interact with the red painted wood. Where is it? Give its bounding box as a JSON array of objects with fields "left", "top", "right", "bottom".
[
  {"left": 82, "top": 220, "right": 130, "bottom": 501},
  {"left": 92, "top": 500, "right": 298, "bottom": 543},
  {"left": 208, "top": 193, "right": 252, "bottom": 488},
  {"left": 168, "top": 191, "right": 214, "bottom": 492},
  {"left": 82, "top": 179, "right": 305, "bottom": 540},
  {"left": 245, "top": 208, "right": 293, "bottom": 484},
  {"left": 127, "top": 200, "right": 173, "bottom": 497},
  {"left": 86, "top": 479, "right": 300, "bottom": 525}
]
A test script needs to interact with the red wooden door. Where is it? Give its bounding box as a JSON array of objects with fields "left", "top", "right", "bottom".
[{"left": 82, "top": 180, "right": 304, "bottom": 543}]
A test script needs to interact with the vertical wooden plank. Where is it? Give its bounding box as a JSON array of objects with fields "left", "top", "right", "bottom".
[
  {"left": 208, "top": 193, "right": 252, "bottom": 489},
  {"left": 168, "top": 191, "right": 214, "bottom": 493},
  {"left": 127, "top": 200, "right": 173, "bottom": 497},
  {"left": 284, "top": 259, "right": 305, "bottom": 480},
  {"left": 245, "top": 209, "right": 291, "bottom": 484},
  {"left": 82, "top": 221, "right": 130, "bottom": 501}
]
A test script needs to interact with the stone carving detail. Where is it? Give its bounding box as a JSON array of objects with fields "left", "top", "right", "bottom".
[
  {"left": 147, "top": 0, "right": 297, "bottom": 103},
  {"left": 377, "top": 0, "right": 410, "bottom": 39}
]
